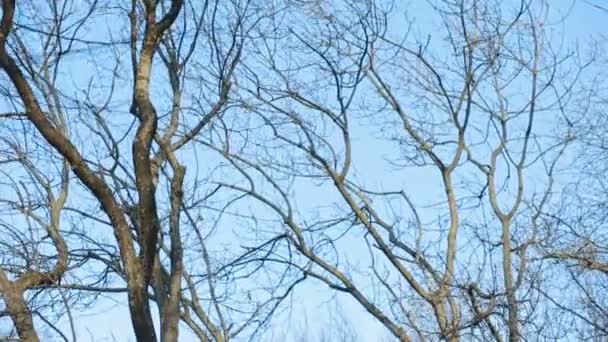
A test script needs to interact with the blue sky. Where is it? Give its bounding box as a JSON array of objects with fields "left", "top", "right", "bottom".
[
  {"left": 1, "top": 0, "right": 605, "bottom": 341},
  {"left": 73, "top": 1, "right": 606, "bottom": 340}
]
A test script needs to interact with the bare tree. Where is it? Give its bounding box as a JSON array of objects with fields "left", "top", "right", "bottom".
[
  {"left": 538, "top": 21, "right": 608, "bottom": 339},
  {"left": 0, "top": 0, "right": 296, "bottom": 341},
  {"left": 0, "top": 0, "right": 604, "bottom": 341},
  {"left": 205, "top": 0, "right": 584, "bottom": 340}
]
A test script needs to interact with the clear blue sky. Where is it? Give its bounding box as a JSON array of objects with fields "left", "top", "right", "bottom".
[{"left": 12, "top": 0, "right": 602, "bottom": 341}]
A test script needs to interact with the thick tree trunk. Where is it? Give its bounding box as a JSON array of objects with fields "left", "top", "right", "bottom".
[
  {"left": 502, "top": 219, "right": 520, "bottom": 342},
  {"left": 129, "top": 282, "right": 158, "bottom": 342},
  {"left": 4, "top": 292, "right": 40, "bottom": 342},
  {"left": 0, "top": 269, "right": 40, "bottom": 342}
]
